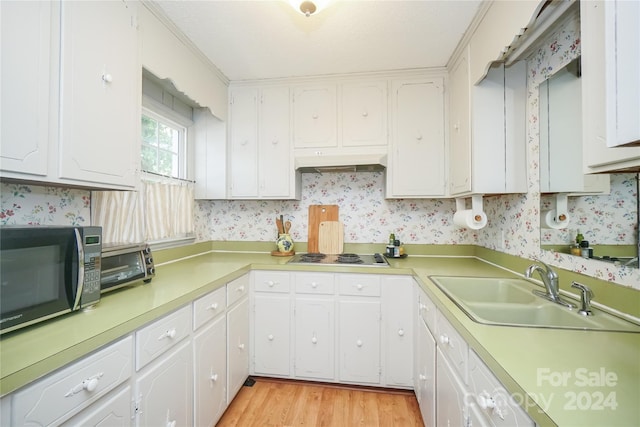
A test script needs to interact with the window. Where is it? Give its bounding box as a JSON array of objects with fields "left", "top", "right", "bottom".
[{"left": 141, "top": 109, "right": 187, "bottom": 180}]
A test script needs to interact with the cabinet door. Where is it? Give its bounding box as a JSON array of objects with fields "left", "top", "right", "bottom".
[
  {"left": 294, "top": 297, "right": 335, "bottom": 380},
  {"left": 193, "top": 315, "right": 227, "bottom": 427},
  {"left": 604, "top": 0, "right": 640, "bottom": 147},
  {"left": 227, "top": 296, "right": 250, "bottom": 401},
  {"left": 416, "top": 319, "right": 436, "bottom": 427},
  {"left": 0, "top": 0, "right": 55, "bottom": 177},
  {"left": 61, "top": 386, "right": 131, "bottom": 427},
  {"left": 338, "top": 299, "right": 381, "bottom": 384},
  {"left": 388, "top": 79, "right": 446, "bottom": 197},
  {"left": 382, "top": 276, "right": 413, "bottom": 387},
  {"left": 253, "top": 294, "right": 291, "bottom": 376},
  {"left": 448, "top": 50, "right": 472, "bottom": 195},
  {"left": 436, "top": 348, "right": 468, "bottom": 427},
  {"left": 341, "top": 81, "right": 388, "bottom": 147},
  {"left": 135, "top": 341, "right": 192, "bottom": 427},
  {"left": 58, "top": 0, "right": 139, "bottom": 188},
  {"left": 259, "top": 86, "right": 292, "bottom": 198},
  {"left": 229, "top": 87, "right": 259, "bottom": 197},
  {"left": 581, "top": 0, "right": 640, "bottom": 172},
  {"left": 293, "top": 85, "right": 337, "bottom": 148}
]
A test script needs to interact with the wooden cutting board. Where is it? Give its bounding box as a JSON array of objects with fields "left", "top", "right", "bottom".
[
  {"left": 318, "top": 221, "right": 344, "bottom": 254},
  {"left": 308, "top": 205, "right": 339, "bottom": 253}
]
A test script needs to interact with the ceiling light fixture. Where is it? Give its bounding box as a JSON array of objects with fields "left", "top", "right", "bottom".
[{"left": 289, "top": 0, "right": 329, "bottom": 17}]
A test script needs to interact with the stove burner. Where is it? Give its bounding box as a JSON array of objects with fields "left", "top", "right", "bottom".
[
  {"left": 300, "top": 253, "right": 327, "bottom": 262},
  {"left": 336, "top": 253, "right": 363, "bottom": 264}
]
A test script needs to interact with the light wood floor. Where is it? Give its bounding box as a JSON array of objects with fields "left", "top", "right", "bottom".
[{"left": 216, "top": 377, "right": 424, "bottom": 427}]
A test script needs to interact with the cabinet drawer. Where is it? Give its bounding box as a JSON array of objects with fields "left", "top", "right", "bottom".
[
  {"left": 338, "top": 274, "right": 381, "bottom": 296},
  {"left": 468, "top": 350, "right": 534, "bottom": 427},
  {"left": 436, "top": 310, "right": 468, "bottom": 384},
  {"left": 418, "top": 287, "right": 437, "bottom": 333},
  {"left": 294, "top": 272, "right": 335, "bottom": 295},
  {"left": 12, "top": 336, "right": 132, "bottom": 426},
  {"left": 254, "top": 271, "right": 290, "bottom": 293},
  {"left": 227, "top": 274, "right": 250, "bottom": 306},
  {"left": 193, "top": 287, "right": 226, "bottom": 331},
  {"left": 136, "top": 305, "right": 191, "bottom": 370}
]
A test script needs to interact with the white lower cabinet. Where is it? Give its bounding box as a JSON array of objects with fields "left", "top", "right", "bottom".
[
  {"left": 415, "top": 315, "right": 436, "bottom": 427},
  {"left": 227, "top": 293, "right": 250, "bottom": 402},
  {"left": 338, "top": 299, "right": 381, "bottom": 384},
  {"left": 134, "top": 340, "right": 192, "bottom": 427},
  {"left": 436, "top": 347, "right": 468, "bottom": 426},
  {"left": 253, "top": 294, "right": 291, "bottom": 376},
  {"left": 193, "top": 313, "right": 227, "bottom": 427},
  {"left": 382, "top": 276, "right": 414, "bottom": 388},
  {"left": 294, "top": 296, "right": 336, "bottom": 380},
  {"left": 10, "top": 336, "right": 133, "bottom": 426},
  {"left": 62, "top": 385, "right": 132, "bottom": 427}
]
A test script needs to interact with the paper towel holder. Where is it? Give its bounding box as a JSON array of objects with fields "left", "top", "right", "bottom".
[
  {"left": 554, "top": 193, "right": 569, "bottom": 222},
  {"left": 455, "top": 194, "right": 485, "bottom": 222}
]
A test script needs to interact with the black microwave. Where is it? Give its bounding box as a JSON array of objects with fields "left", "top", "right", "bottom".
[{"left": 0, "top": 226, "right": 102, "bottom": 335}]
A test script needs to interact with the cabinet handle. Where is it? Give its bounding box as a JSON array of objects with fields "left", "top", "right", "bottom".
[
  {"left": 64, "top": 373, "right": 103, "bottom": 397},
  {"left": 356, "top": 339, "right": 363, "bottom": 347},
  {"left": 158, "top": 328, "right": 177, "bottom": 340},
  {"left": 207, "top": 303, "right": 219, "bottom": 311},
  {"left": 439, "top": 334, "right": 451, "bottom": 346},
  {"left": 398, "top": 328, "right": 405, "bottom": 336},
  {"left": 477, "top": 391, "right": 504, "bottom": 420},
  {"left": 101, "top": 73, "right": 113, "bottom": 83},
  {"left": 311, "top": 335, "right": 318, "bottom": 344},
  {"left": 268, "top": 334, "right": 274, "bottom": 341},
  {"left": 238, "top": 343, "right": 245, "bottom": 350}
]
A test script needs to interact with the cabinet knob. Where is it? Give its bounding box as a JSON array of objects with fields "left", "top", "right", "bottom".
[
  {"left": 210, "top": 373, "right": 219, "bottom": 382},
  {"left": 356, "top": 284, "right": 364, "bottom": 290},
  {"left": 267, "top": 280, "right": 277, "bottom": 287},
  {"left": 237, "top": 286, "right": 245, "bottom": 292},
  {"left": 477, "top": 391, "right": 504, "bottom": 419},
  {"left": 83, "top": 377, "right": 99, "bottom": 393},
  {"left": 356, "top": 339, "right": 363, "bottom": 347},
  {"left": 416, "top": 134, "right": 423, "bottom": 141},
  {"left": 419, "top": 374, "right": 427, "bottom": 381},
  {"left": 159, "top": 328, "right": 177, "bottom": 340},
  {"left": 167, "top": 420, "right": 177, "bottom": 427},
  {"left": 311, "top": 282, "right": 318, "bottom": 288},
  {"left": 268, "top": 334, "right": 274, "bottom": 341},
  {"left": 272, "top": 139, "right": 279, "bottom": 145},
  {"left": 362, "top": 111, "right": 368, "bottom": 117},
  {"left": 238, "top": 343, "right": 245, "bottom": 350},
  {"left": 241, "top": 140, "right": 249, "bottom": 146},
  {"left": 312, "top": 114, "right": 319, "bottom": 119},
  {"left": 439, "top": 334, "right": 450, "bottom": 345},
  {"left": 398, "top": 328, "right": 405, "bottom": 336},
  {"left": 311, "top": 336, "right": 318, "bottom": 344},
  {"left": 207, "top": 303, "right": 219, "bottom": 311},
  {"left": 101, "top": 73, "right": 113, "bottom": 83}
]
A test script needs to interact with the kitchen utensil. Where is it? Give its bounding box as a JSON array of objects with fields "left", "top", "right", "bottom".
[
  {"left": 284, "top": 220, "right": 291, "bottom": 234},
  {"left": 308, "top": 205, "right": 339, "bottom": 253},
  {"left": 276, "top": 217, "right": 283, "bottom": 235},
  {"left": 318, "top": 221, "right": 344, "bottom": 254}
]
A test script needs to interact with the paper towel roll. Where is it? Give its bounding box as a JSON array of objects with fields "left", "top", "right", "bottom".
[
  {"left": 541, "top": 209, "right": 570, "bottom": 229},
  {"left": 453, "top": 209, "right": 488, "bottom": 230}
]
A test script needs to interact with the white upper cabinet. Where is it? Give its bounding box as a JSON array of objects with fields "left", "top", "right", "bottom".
[
  {"left": 581, "top": 0, "right": 640, "bottom": 173},
  {"left": 341, "top": 81, "right": 388, "bottom": 147},
  {"left": 228, "top": 85, "right": 300, "bottom": 199},
  {"left": 58, "top": 0, "right": 140, "bottom": 188},
  {"left": 387, "top": 77, "right": 447, "bottom": 198},
  {"left": 0, "top": 0, "right": 56, "bottom": 178},
  {"left": 449, "top": 51, "right": 528, "bottom": 196},
  {"left": 293, "top": 85, "right": 337, "bottom": 149}
]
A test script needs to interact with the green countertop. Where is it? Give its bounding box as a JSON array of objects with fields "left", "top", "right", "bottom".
[{"left": 1, "top": 250, "right": 638, "bottom": 426}]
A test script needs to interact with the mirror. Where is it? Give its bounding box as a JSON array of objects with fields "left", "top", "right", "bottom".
[{"left": 539, "top": 59, "right": 639, "bottom": 269}]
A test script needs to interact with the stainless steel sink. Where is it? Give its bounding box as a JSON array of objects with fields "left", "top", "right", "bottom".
[{"left": 429, "top": 276, "right": 640, "bottom": 333}]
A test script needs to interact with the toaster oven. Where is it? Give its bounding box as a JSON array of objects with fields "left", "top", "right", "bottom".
[{"left": 100, "top": 243, "right": 155, "bottom": 293}]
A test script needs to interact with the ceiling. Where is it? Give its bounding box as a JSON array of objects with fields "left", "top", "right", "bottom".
[{"left": 152, "top": 0, "right": 484, "bottom": 81}]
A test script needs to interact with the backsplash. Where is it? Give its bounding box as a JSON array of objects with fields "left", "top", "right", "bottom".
[{"left": 1, "top": 11, "right": 638, "bottom": 289}]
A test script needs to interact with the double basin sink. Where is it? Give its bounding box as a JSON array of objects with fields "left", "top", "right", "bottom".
[{"left": 429, "top": 276, "right": 640, "bottom": 333}]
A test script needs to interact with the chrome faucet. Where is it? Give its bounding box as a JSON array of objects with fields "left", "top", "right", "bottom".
[
  {"left": 571, "top": 282, "right": 594, "bottom": 316},
  {"left": 524, "top": 261, "right": 576, "bottom": 308}
]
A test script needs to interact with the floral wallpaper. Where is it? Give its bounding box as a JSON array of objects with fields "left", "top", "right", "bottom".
[{"left": 1, "top": 12, "right": 638, "bottom": 288}]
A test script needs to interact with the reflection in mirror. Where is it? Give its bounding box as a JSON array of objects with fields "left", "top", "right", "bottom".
[{"left": 538, "top": 59, "right": 639, "bottom": 269}]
